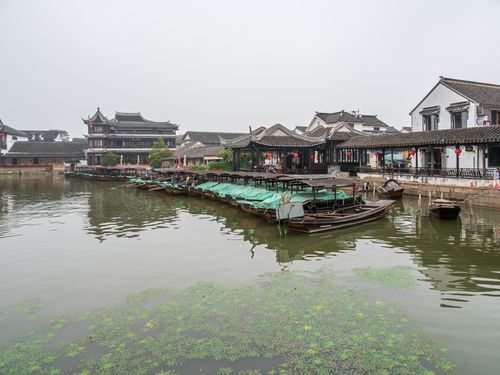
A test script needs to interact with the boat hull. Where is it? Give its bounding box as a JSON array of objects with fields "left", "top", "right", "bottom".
[
  {"left": 287, "top": 200, "right": 395, "bottom": 233},
  {"left": 429, "top": 205, "right": 461, "bottom": 219}
]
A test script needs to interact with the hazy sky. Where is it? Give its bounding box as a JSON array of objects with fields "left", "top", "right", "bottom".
[{"left": 1, "top": 0, "right": 499, "bottom": 138}]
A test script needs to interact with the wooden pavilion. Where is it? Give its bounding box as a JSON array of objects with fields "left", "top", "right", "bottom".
[{"left": 220, "top": 124, "right": 327, "bottom": 174}]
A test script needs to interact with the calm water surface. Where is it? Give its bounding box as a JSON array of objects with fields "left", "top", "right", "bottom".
[{"left": 1, "top": 175, "right": 499, "bottom": 374}]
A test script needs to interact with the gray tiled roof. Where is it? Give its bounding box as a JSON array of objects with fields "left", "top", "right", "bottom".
[
  {"left": 293, "top": 126, "right": 307, "bottom": 133},
  {"left": 304, "top": 125, "right": 328, "bottom": 138},
  {"left": 338, "top": 126, "right": 500, "bottom": 149},
  {"left": 316, "top": 111, "right": 361, "bottom": 124},
  {"left": 384, "top": 126, "right": 402, "bottom": 134},
  {"left": 359, "top": 115, "right": 389, "bottom": 128},
  {"left": 442, "top": 77, "right": 500, "bottom": 107},
  {"left": 182, "top": 131, "right": 246, "bottom": 146},
  {"left": 222, "top": 124, "right": 325, "bottom": 148},
  {"left": 6, "top": 141, "right": 86, "bottom": 158},
  {"left": 21, "top": 129, "right": 68, "bottom": 141},
  {"left": 164, "top": 145, "right": 223, "bottom": 160},
  {"left": 83, "top": 109, "right": 179, "bottom": 130},
  {"left": 0, "top": 119, "right": 28, "bottom": 138}
]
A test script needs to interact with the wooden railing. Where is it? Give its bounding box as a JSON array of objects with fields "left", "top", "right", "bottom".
[{"left": 358, "top": 166, "right": 495, "bottom": 179}]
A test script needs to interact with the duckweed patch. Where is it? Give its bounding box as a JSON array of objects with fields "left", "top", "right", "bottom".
[
  {"left": 354, "top": 266, "right": 417, "bottom": 290},
  {"left": 12, "top": 299, "right": 46, "bottom": 320},
  {"left": 0, "top": 271, "right": 453, "bottom": 374}
]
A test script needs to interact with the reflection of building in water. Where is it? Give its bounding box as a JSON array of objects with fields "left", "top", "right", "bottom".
[
  {"left": 86, "top": 186, "right": 180, "bottom": 241},
  {"left": 386, "top": 200, "right": 500, "bottom": 302},
  {"left": 182, "top": 195, "right": 391, "bottom": 262},
  {"left": 494, "top": 224, "right": 500, "bottom": 241},
  {"left": 186, "top": 195, "right": 500, "bottom": 303},
  {"left": 81, "top": 184, "right": 500, "bottom": 302}
]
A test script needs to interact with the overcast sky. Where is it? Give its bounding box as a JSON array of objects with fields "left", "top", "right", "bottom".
[{"left": 1, "top": 0, "right": 499, "bottom": 138}]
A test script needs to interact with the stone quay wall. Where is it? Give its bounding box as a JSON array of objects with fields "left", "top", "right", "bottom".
[{"left": 357, "top": 174, "right": 500, "bottom": 210}]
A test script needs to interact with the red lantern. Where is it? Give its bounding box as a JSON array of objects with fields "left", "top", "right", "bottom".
[
  {"left": 373, "top": 151, "right": 379, "bottom": 157},
  {"left": 265, "top": 152, "right": 272, "bottom": 159},
  {"left": 454, "top": 148, "right": 462, "bottom": 156},
  {"left": 409, "top": 149, "right": 416, "bottom": 156},
  {"left": 346, "top": 150, "right": 353, "bottom": 158},
  {"left": 292, "top": 152, "right": 299, "bottom": 159}
]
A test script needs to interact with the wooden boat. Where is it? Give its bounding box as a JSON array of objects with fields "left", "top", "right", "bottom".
[
  {"left": 376, "top": 179, "right": 403, "bottom": 200},
  {"left": 429, "top": 199, "right": 461, "bottom": 219},
  {"left": 287, "top": 200, "right": 395, "bottom": 233}
]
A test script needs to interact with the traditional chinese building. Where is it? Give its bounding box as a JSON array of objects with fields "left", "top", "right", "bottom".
[
  {"left": 83, "top": 108, "right": 178, "bottom": 165},
  {"left": 2, "top": 141, "right": 86, "bottom": 169},
  {"left": 409, "top": 76, "right": 500, "bottom": 170},
  {"left": 221, "top": 124, "right": 327, "bottom": 174},
  {"left": 0, "top": 119, "right": 29, "bottom": 156}
]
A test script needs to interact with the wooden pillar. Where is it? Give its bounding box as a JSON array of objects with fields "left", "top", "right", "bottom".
[
  {"left": 390, "top": 148, "right": 394, "bottom": 169},
  {"left": 382, "top": 148, "right": 386, "bottom": 168},
  {"left": 284, "top": 148, "right": 288, "bottom": 174},
  {"left": 251, "top": 146, "right": 256, "bottom": 171},
  {"left": 482, "top": 144, "right": 487, "bottom": 175},
  {"left": 415, "top": 147, "right": 419, "bottom": 172},
  {"left": 456, "top": 145, "right": 460, "bottom": 177},
  {"left": 430, "top": 145, "right": 434, "bottom": 175},
  {"left": 255, "top": 146, "right": 260, "bottom": 172},
  {"left": 308, "top": 148, "right": 312, "bottom": 174}
]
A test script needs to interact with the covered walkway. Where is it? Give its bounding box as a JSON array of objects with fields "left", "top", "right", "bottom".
[{"left": 337, "top": 126, "right": 500, "bottom": 179}]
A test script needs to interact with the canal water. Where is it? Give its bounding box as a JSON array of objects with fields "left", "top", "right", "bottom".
[{"left": 0, "top": 175, "right": 499, "bottom": 374}]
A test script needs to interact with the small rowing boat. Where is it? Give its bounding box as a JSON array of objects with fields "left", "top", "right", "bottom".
[
  {"left": 376, "top": 179, "right": 404, "bottom": 200},
  {"left": 287, "top": 200, "right": 395, "bottom": 233},
  {"left": 429, "top": 199, "right": 461, "bottom": 219}
]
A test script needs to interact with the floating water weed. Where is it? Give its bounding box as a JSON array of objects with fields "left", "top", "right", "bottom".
[
  {"left": 354, "top": 266, "right": 417, "bottom": 289},
  {"left": 0, "top": 271, "right": 453, "bottom": 374},
  {"left": 12, "top": 299, "right": 45, "bottom": 320}
]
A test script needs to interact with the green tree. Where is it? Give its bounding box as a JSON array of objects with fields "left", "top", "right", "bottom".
[
  {"left": 148, "top": 138, "right": 172, "bottom": 168},
  {"left": 217, "top": 148, "right": 230, "bottom": 162},
  {"left": 101, "top": 152, "right": 120, "bottom": 167}
]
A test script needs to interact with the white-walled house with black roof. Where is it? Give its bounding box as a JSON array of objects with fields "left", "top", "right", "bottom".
[
  {"left": 0, "top": 119, "right": 29, "bottom": 156},
  {"left": 306, "top": 111, "right": 391, "bottom": 134},
  {"left": 409, "top": 76, "right": 500, "bottom": 171}
]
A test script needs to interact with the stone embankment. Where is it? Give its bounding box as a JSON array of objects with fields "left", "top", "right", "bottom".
[
  {"left": 358, "top": 176, "right": 500, "bottom": 210},
  {"left": 0, "top": 166, "right": 57, "bottom": 174}
]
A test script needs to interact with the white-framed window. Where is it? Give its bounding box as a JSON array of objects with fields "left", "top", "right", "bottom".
[
  {"left": 422, "top": 114, "right": 439, "bottom": 131},
  {"left": 451, "top": 111, "right": 467, "bottom": 129}
]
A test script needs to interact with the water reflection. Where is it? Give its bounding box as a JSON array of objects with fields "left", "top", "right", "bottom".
[
  {"left": 2, "top": 176, "right": 500, "bottom": 307},
  {"left": 387, "top": 200, "right": 500, "bottom": 300},
  {"left": 94, "top": 188, "right": 500, "bottom": 305},
  {"left": 86, "top": 184, "right": 180, "bottom": 241}
]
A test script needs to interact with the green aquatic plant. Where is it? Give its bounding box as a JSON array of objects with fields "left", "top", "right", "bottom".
[
  {"left": 354, "top": 266, "right": 417, "bottom": 290},
  {"left": 0, "top": 271, "right": 453, "bottom": 374},
  {"left": 12, "top": 299, "right": 46, "bottom": 320}
]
